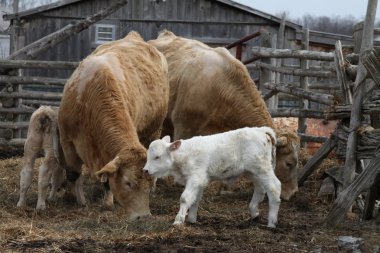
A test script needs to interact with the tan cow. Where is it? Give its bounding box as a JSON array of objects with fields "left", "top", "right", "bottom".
[
  {"left": 58, "top": 31, "right": 169, "bottom": 219},
  {"left": 149, "top": 30, "right": 300, "bottom": 200},
  {"left": 17, "top": 106, "right": 65, "bottom": 210}
]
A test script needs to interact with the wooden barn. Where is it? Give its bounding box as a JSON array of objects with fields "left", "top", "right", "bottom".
[
  {"left": 3, "top": 0, "right": 307, "bottom": 79},
  {"left": 0, "top": 0, "right": 365, "bottom": 149}
]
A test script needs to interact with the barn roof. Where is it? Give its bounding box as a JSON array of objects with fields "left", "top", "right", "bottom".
[{"left": 3, "top": 0, "right": 301, "bottom": 30}]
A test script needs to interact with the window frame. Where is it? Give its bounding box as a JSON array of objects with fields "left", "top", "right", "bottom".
[{"left": 94, "top": 24, "right": 116, "bottom": 44}]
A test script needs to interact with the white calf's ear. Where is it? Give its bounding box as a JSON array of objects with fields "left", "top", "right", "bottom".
[
  {"left": 162, "top": 135, "right": 171, "bottom": 143},
  {"left": 169, "top": 140, "right": 181, "bottom": 151}
]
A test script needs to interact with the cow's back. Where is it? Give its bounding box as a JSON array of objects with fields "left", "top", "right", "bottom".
[
  {"left": 59, "top": 32, "right": 168, "bottom": 171},
  {"left": 157, "top": 37, "right": 273, "bottom": 139}
]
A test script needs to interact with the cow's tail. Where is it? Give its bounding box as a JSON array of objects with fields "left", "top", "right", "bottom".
[{"left": 264, "top": 127, "right": 277, "bottom": 171}]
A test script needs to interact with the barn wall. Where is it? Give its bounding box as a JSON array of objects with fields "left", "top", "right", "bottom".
[{"left": 17, "top": 0, "right": 297, "bottom": 78}]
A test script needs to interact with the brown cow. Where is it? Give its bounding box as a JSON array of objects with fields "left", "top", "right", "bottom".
[
  {"left": 149, "top": 30, "right": 300, "bottom": 200},
  {"left": 58, "top": 31, "right": 169, "bottom": 219},
  {"left": 17, "top": 106, "right": 65, "bottom": 210}
]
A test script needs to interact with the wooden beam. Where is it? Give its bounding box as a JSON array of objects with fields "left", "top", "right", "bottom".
[
  {"left": 0, "top": 75, "right": 67, "bottom": 85},
  {"left": 0, "top": 138, "right": 25, "bottom": 147},
  {"left": 252, "top": 62, "right": 335, "bottom": 78},
  {"left": 298, "top": 131, "right": 338, "bottom": 186},
  {"left": 0, "top": 121, "right": 29, "bottom": 129},
  {"left": 362, "top": 48, "right": 380, "bottom": 88},
  {"left": 263, "top": 82, "right": 335, "bottom": 105},
  {"left": 334, "top": 40, "right": 353, "bottom": 104},
  {"left": 0, "top": 91, "right": 62, "bottom": 100},
  {"left": 326, "top": 148, "right": 380, "bottom": 225},
  {"left": 0, "top": 59, "right": 78, "bottom": 69},
  {"left": 7, "top": 0, "right": 128, "bottom": 60},
  {"left": 22, "top": 99, "right": 60, "bottom": 107},
  {"left": 299, "top": 28, "right": 310, "bottom": 147},
  {"left": 251, "top": 47, "right": 335, "bottom": 61},
  {"left": 298, "top": 133, "right": 328, "bottom": 143},
  {"left": 362, "top": 172, "right": 380, "bottom": 220},
  {"left": 344, "top": 0, "right": 378, "bottom": 190}
]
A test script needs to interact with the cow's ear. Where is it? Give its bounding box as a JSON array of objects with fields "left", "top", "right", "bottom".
[
  {"left": 169, "top": 140, "right": 181, "bottom": 152},
  {"left": 95, "top": 156, "right": 121, "bottom": 182},
  {"left": 162, "top": 135, "right": 171, "bottom": 143},
  {"left": 276, "top": 137, "right": 288, "bottom": 148}
]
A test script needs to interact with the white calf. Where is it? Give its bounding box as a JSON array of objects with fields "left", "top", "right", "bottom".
[
  {"left": 143, "top": 127, "right": 281, "bottom": 228},
  {"left": 17, "top": 106, "right": 65, "bottom": 210}
]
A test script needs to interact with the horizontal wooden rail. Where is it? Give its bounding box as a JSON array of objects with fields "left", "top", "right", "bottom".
[
  {"left": 0, "top": 91, "right": 62, "bottom": 100},
  {"left": 0, "top": 75, "right": 67, "bottom": 85},
  {"left": 0, "top": 121, "right": 29, "bottom": 129},
  {"left": 253, "top": 62, "right": 336, "bottom": 78},
  {"left": 263, "top": 82, "right": 336, "bottom": 105},
  {"left": 0, "top": 59, "right": 78, "bottom": 69},
  {"left": 0, "top": 107, "right": 35, "bottom": 114},
  {"left": 252, "top": 47, "right": 335, "bottom": 61},
  {"left": 0, "top": 138, "right": 25, "bottom": 147},
  {"left": 298, "top": 133, "right": 328, "bottom": 143},
  {"left": 22, "top": 99, "right": 61, "bottom": 107}
]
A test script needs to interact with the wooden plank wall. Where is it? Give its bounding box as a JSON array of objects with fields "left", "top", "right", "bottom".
[{"left": 19, "top": 0, "right": 294, "bottom": 78}]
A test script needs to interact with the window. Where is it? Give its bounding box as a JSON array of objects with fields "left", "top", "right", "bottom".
[{"left": 95, "top": 24, "right": 116, "bottom": 44}]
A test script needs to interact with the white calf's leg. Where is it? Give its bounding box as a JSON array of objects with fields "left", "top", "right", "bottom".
[
  {"left": 261, "top": 170, "right": 281, "bottom": 228},
  {"left": 17, "top": 153, "right": 37, "bottom": 208},
  {"left": 37, "top": 157, "right": 53, "bottom": 210},
  {"left": 174, "top": 179, "right": 203, "bottom": 225},
  {"left": 249, "top": 176, "right": 266, "bottom": 219},
  {"left": 187, "top": 188, "right": 204, "bottom": 223},
  {"left": 48, "top": 163, "right": 65, "bottom": 201}
]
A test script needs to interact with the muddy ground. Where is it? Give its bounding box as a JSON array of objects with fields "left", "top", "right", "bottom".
[{"left": 0, "top": 155, "right": 379, "bottom": 253}]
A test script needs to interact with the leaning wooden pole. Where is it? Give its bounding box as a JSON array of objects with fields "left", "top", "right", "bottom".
[
  {"left": 7, "top": 0, "right": 128, "bottom": 60},
  {"left": 326, "top": 148, "right": 380, "bottom": 225},
  {"left": 343, "top": 0, "right": 377, "bottom": 190}
]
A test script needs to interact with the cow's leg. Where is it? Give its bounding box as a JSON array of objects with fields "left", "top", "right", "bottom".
[
  {"left": 61, "top": 140, "right": 85, "bottom": 206},
  {"left": 248, "top": 175, "right": 266, "bottom": 219},
  {"left": 36, "top": 153, "right": 56, "bottom": 210},
  {"left": 260, "top": 170, "right": 281, "bottom": 228},
  {"left": 187, "top": 187, "right": 204, "bottom": 223},
  {"left": 174, "top": 177, "right": 206, "bottom": 225},
  {"left": 17, "top": 144, "right": 37, "bottom": 208}
]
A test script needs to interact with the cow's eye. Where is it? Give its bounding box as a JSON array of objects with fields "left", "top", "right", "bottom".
[{"left": 154, "top": 156, "right": 160, "bottom": 160}]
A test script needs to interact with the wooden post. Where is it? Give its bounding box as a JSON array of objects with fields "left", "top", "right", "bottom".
[
  {"left": 298, "top": 28, "right": 309, "bottom": 148},
  {"left": 353, "top": 21, "right": 364, "bottom": 54},
  {"left": 298, "top": 130, "right": 338, "bottom": 186},
  {"left": 334, "top": 40, "right": 353, "bottom": 104},
  {"left": 272, "top": 14, "right": 286, "bottom": 109},
  {"left": 326, "top": 147, "right": 380, "bottom": 225},
  {"left": 259, "top": 31, "right": 275, "bottom": 103},
  {"left": 343, "top": 0, "right": 377, "bottom": 190}
]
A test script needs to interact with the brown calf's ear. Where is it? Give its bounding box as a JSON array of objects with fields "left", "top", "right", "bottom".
[
  {"left": 95, "top": 156, "right": 122, "bottom": 183},
  {"left": 169, "top": 140, "right": 181, "bottom": 152},
  {"left": 276, "top": 136, "right": 288, "bottom": 148}
]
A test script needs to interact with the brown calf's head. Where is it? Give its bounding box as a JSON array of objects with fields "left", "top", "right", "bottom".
[
  {"left": 96, "top": 153, "right": 152, "bottom": 220},
  {"left": 275, "top": 129, "right": 300, "bottom": 201}
]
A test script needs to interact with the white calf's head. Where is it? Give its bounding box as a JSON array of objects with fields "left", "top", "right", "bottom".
[{"left": 143, "top": 136, "right": 181, "bottom": 178}]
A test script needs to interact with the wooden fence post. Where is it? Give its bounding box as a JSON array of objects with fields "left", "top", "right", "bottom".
[
  {"left": 272, "top": 14, "right": 286, "bottom": 109},
  {"left": 298, "top": 28, "right": 309, "bottom": 147},
  {"left": 259, "top": 32, "right": 275, "bottom": 108},
  {"left": 343, "top": 0, "right": 377, "bottom": 190}
]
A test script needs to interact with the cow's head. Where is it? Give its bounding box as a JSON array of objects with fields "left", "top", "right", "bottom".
[
  {"left": 95, "top": 149, "right": 152, "bottom": 220},
  {"left": 143, "top": 135, "right": 179, "bottom": 178},
  {"left": 275, "top": 130, "right": 300, "bottom": 200}
]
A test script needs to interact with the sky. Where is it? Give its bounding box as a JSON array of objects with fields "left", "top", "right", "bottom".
[{"left": 233, "top": 0, "right": 378, "bottom": 21}]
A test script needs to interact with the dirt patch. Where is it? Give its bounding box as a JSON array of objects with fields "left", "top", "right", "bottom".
[{"left": 0, "top": 156, "right": 379, "bottom": 252}]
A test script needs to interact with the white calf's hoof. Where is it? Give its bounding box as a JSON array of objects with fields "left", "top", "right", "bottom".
[{"left": 16, "top": 200, "right": 26, "bottom": 208}]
